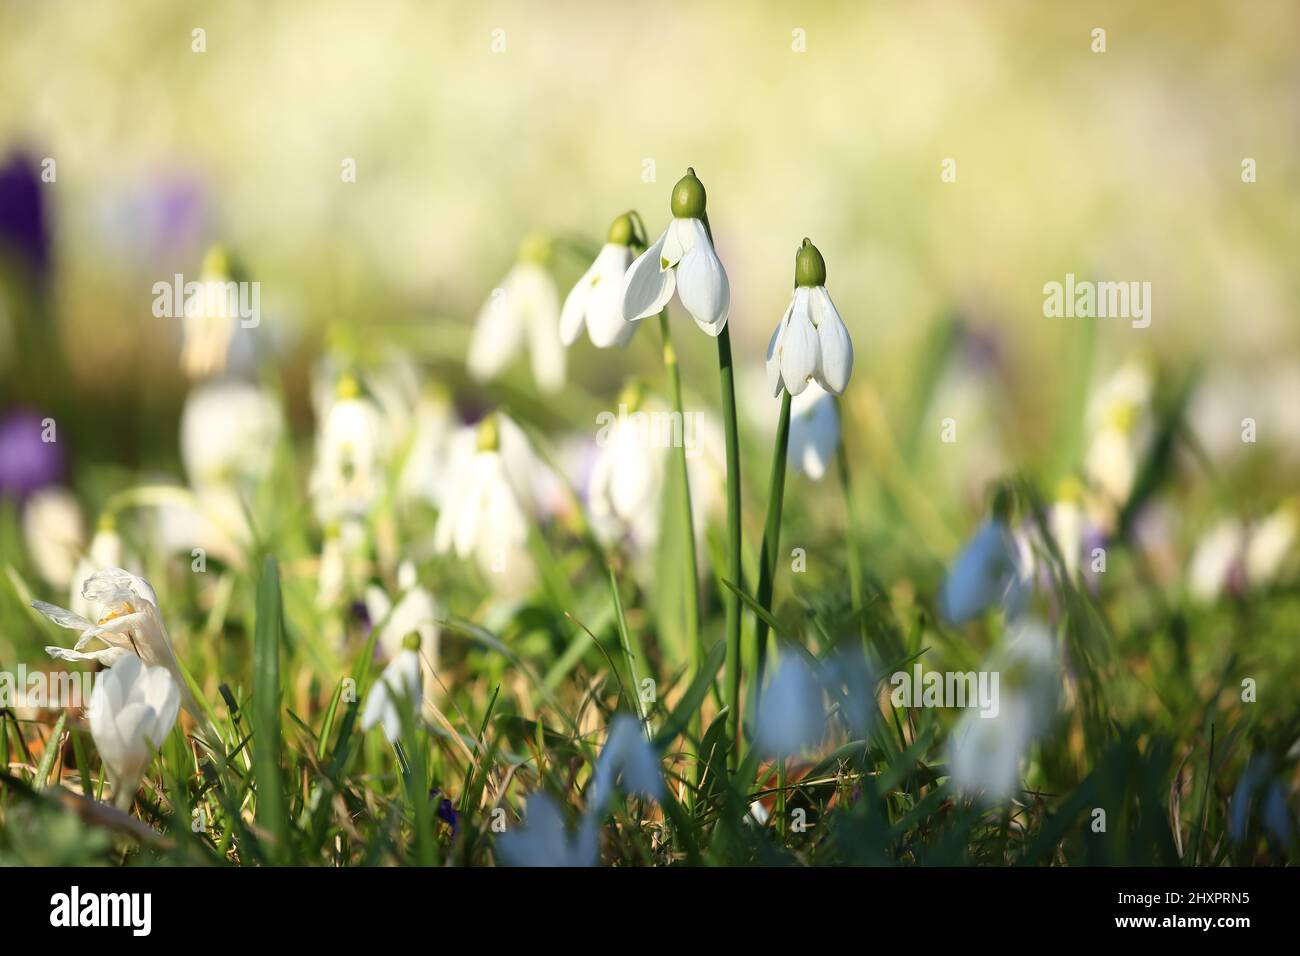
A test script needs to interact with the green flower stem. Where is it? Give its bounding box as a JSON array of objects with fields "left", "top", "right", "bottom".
[
  {"left": 836, "top": 397, "right": 865, "bottom": 645},
  {"left": 753, "top": 390, "right": 792, "bottom": 693},
  {"left": 716, "top": 323, "right": 744, "bottom": 770}
]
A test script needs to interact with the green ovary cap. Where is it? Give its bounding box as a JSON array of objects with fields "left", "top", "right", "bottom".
[
  {"left": 476, "top": 413, "right": 500, "bottom": 452},
  {"left": 670, "top": 168, "right": 707, "bottom": 219},
  {"left": 607, "top": 213, "right": 636, "bottom": 246},
  {"left": 794, "top": 238, "right": 826, "bottom": 287},
  {"left": 517, "top": 232, "right": 552, "bottom": 265},
  {"left": 402, "top": 632, "right": 422, "bottom": 652}
]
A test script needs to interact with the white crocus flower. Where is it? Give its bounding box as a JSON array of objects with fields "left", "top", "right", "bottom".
[
  {"left": 22, "top": 486, "right": 84, "bottom": 589},
  {"left": 496, "top": 792, "right": 599, "bottom": 868},
  {"left": 947, "top": 618, "right": 1059, "bottom": 804},
  {"left": 360, "top": 632, "right": 424, "bottom": 744},
  {"left": 468, "top": 235, "right": 565, "bottom": 393},
  {"left": 34, "top": 568, "right": 207, "bottom": 728},
  {"left": 433, "top": 414, "right": 535, "bottom": 590},
  {"left": 939, "top": 510, "right": 1028, "bottom": 625},
  {"left": 88, "top": 655, "right": 181, "bottom": 808},
  {"left": 180, "top": 380, "right": 282, "bottom": 487},
  {"left": 766, "top": 239, "right": 853, "bottom": 397},
  {"left": 621, "top": 168, "right": 730, "bottom": 336},
  {"left": 70, "top": 519, "right": 126, "bottom": 621},
  {"left": 788, "top": 381, "right": 840, "bottom": 480},
  {"left": 310, "top": 374, "right": 386, "bottom": 523},
  {"left": 561, "top": 215, "right": 639, "bottom": 349}
]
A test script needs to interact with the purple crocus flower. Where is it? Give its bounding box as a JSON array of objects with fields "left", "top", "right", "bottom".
[
  {"left": 0, "top": 408, "right": 64, "bottom": 500},
  {"left": 0, "top": 152, "right": 50, "bottom": 278}
]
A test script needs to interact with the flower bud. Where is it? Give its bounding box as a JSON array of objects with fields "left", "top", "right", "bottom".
[
  {"left": 335, "top": 373, "right": 361, "bottom": 401},
  {"left": 402, "top": 631, "right": 422, "bottom": 652},
  {"left": 607, "top": 213, "right": 636, "bottom": 247},
  {"left": 670, "top": 168, "right": 707, "bottom": 219},
  {"left": 794, "top": 238, "right": 826, "bottom": 288},
  {"left": 517, "top": 232, "right": 552, "bottom": 265},
  {"left": 476, "top": 413, "right": 500, "bottom": 452}
]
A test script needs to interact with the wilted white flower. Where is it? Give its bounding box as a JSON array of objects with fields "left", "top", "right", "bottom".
[
  {"left": 468, "top": 235, "right": 565, "bottom": 393},
  {"left": 360, "top": 632, "right": 424, "bottom": 744},
  {"left": 561, "top": 215, "right": 639, "bottom": 349},
  {"left": 22, "top": 486, "right": 84, "bottom": 589},
  {"left": 496, "top": 792, "right": 599, "bottom": 868},
  {"left": 947, "top": 618, "right": 1058, "bottom": 804},
  {"left": 766, "top": 239, "right": 852, "bottom": 397},
  {"left": 938, "top": 513, "right": 1028, "bottom": 625},
  {"left": 34, "top": 569, "right": 206, "bottom": 726},
  {"left": 88, "top": 655, "right": 181, "bottom": 808},
  {"left": 69, "top": 519, "right": 126, "bottom": 620},
  {"left": 788, "top": 382, "right": 840, "bottom": 480},
  {"left": 621, "top": 168, "right": 730, "bottom": 336},
  {"left": 588, "top": 714, "right": 663, "bottom": 812},
  {"left": 310, "top": 374, "right": 386, "bottom": 523},
  {"left": 180, "top": 379, "right": 282, "bottom": 487},
  {"left": 755, "top": 652, "right": 825, "bottom": 756}
]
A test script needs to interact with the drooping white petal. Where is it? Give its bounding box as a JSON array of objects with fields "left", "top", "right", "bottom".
[
  {"left": 766, "top": 299, "right": 793, "bottom": 397},
  {"left": 589, "top": 714, "right": 663, "bottom": 812},
  {"left": 32, "top": 601, "right": 93, "bottom": 631},
  {"left": 495, "top": 792, "right": 598, "bottom": 868},
  {"left": 810, "top": 286, "right": 853, "bottom": 394},
  {"left": 621, "top": 228, "right": 675, "bottom": 322},
  {"left": 674, "top": 219, "right": 730, "bottom": 335},
  {"left": 559, "top": 258, "right": 599, "bottom": 346},
  {"left": 939, "top": 521, "right": 1022, "bottom": 624},
  {"left": 45, "top": 644, "right": 133, "bottom": 667},
  {"left": 585, "top": 244, "right": 637, "bottom": 348},
  {"left": 788, "top": 383, "right": 840, "bottom": 481},
  {"left": 778, "top": 288, "right": 818, "bottom": 396},
  {"left": 467, "top": 273, "right": 526, "bottom": 382},
  {"left": 513, "top": 263, "right": 565, "bottom": 392},
  {"left": 361, "top": 648, "right": 423, "bottom": 743}
]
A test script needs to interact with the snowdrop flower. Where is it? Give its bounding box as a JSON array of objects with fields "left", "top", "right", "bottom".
[
  {"left": 587, "top": 385, "right": 668, "bottom": 548},
  {"left": 310, "top": 374, "right": 386, "bottom": 523},
  {"left": 938, "top": 496, "right": 1029, "bottom": 625},
  {"left": 69, "top": 516, "right": 126, "bottom": 621},
  {"left": 398, "top": 384, "right": 455, "bottom": 509},
  {"left": 22, "top": 486, "right": 84, "bottom": 588},
  {"left": 361, "top": 632, "right": 424, "bottom": 743},
  {"left": 180, "top": 246, "right": 253, "bottom": 380},
  {"left": 365, "top": 562, "right": 441, "bottom": 716},
  {"left": 588, "top": 714, "right": 663, "bottom": 812},
  {"left": 496, "top": 792, "right": 598, "bottom": 868},
  {"left": 316, "top": 519, "right": 368, "bottom": 610},
  {"left": 180, "top": 380, "right": 282, "bottom": 487},
  {"left": 1245, "top": 501, "right": 1297, "bottom": 587},
  {"left": 34, "top": 569, "right": 206, "bottom": 726},
  {"left": 788, "top": 381, "right": 840, "bottom": 480},
  {"left": 755, "top": 652, "right": 825, "bottom": 756},
  {"left": 621, "top": 168, "right": 730, "bottom": 336},
  {"left": 560, "top": 213, "right": 639, "bottom": 349},
  {"left": 468, "top": 234, "right": 565, "bottom": 393},
  {"left": 1188, "top": 519, "right": 1246, "bottom": 603},
  {"left": 1084, "top": 360, "right": 1153, "bottom": 516},
  {"left": 948, "top": 619, "right": 1059, "bottom": 804},
  {"left": 433, "top": 414, "right": 535, "bottom": 591},
  {"left": 766, "top": 239, "right": 853, "bottom": 396},
  {"left": 88, "top": 655, "right": 181, "bottom": 809}
]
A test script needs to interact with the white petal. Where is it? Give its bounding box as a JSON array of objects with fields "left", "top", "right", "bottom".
[
  {"left": 586, "top": 245, "right": 637, "bottom": 348},
  {"left": 559, "top": 259, "right": 598, "bottom": 346},
  {"left": 467, "top": 275, "right": 524, "bottom": 382},
  {"left": 515, "top": 264, "right": 565, "bottom": 392},
  {"left": 811, "top": 287, "right": 853, "bottom": 394},
  {"left": 620, "top": 228, "right": 675, "bottom": 322},
  {"left": 779, "top": 289, "right": 818, "bottom": 396},
  {"left": 675, "top": 220, "right": 730, "bottom": 335},
  {"left": 766, "top": 298, "right": 794, "bottom": 397},
  {"left": 32, "top": 601, "right": 92, "bottom": 631}
]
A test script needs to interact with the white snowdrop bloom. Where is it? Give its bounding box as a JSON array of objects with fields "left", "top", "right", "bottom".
[
  {"left": 1188, "top": 519, "right": 1246, "bottom": 603},
  {"left": 496, "top": 792, "right": 599, "bottom": 868},
  {"left": 310, "top": 374, "right": 386, "bottom": 523},
  {"left": 755, "top": 653, "right": 825, "bottom": 756},
  {"left": 1246, "top": 502, "right": 1297, "bottom": 587},
  {"left": 180, "top": 380, "right": 282, "bottom": 487},
  {"left": 69, "top": 520, "right": 125, "bottom": 621},
  {"left": 588, "top": 714, "right": 664, "bottom": 813},
  {"left": 316, "top": 518, "right": 367, "bottom": 610},
  {"left": 398, "top": 385, "right": 455, "bottom": 509},
  {"left": 468, "top": 235, "right": 565, "bottom": 393},
  {"left": 433, "top": 415, "right": 535, "bottom": 590},
  {"left": 938, "top": 515, "right": 1027, "bottom": 625},
  {"left": 88, "top": 655, "right": 181, "bottom": 808},
  {"left": 34, "top": 568, "right": 206, "bottom": 727},
  {"left": 1084, "top": 360, "right": 1153, "bottom": 510},
  {"left": 766, "top": 239, "right": 853, "bottom": 397},
  {"left": 621, "top": 168, "right": 730, "bottom": 336},
  {"left": 788, "top": 381, "right": 840, "bottom": 480},
  {"left": 365, "top": 562, "right": 441, "bottom": 716},
  {"left": 587, "top": 391, "right": 669, "bottom": 548},
  {"left": 948, "top": 619, "right": 1058, "bottom": 804},
  {"left": 1049, "top": 479, "right": 1085, "bottom": 580},
  {"left": 179, "top": 246, "right": 253, "bottom": 381},
  {"left": 22, "top": 486, "right": 84, "bottom": 589},
  {"left": 360, "top": 633, "right": 424, "bottom": 744},
  {"left": 561, "top": 215, "right": 639, "bottom": 349}
]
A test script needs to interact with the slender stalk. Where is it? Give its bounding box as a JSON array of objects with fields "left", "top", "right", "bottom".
[
  {"left": 716, "top": 324, "right": 744, "bottom": 769},
  {"left": 836, "top": 397, "right": 866, "bottom": 646},
  {"left": 753, "top": 390, "right": 792, "bottom": 693}
]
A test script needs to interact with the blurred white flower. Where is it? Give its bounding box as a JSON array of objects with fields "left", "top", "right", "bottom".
[
  {"left": 621, "top": 169, "right": 730, "bottom": 336},
  {"left": 755, "top": 652, "right": 825, "bottom": 756},
  {"left": 180, "top": 380, "right": 282, "bottom": 487},
  {"left": 398, "top": 386, "right": 455, "bottom": 509},
  {"left": 561, "top": 222, "right": 638, "bottom": 349},
  {"left": 1084, "top": 360, "right": 1153, "bottom": 516},
  {"left": 496, "top": 792, "right": 598, "bottom": 868},
  {"left": 588, "top": 714, "right": 663, "bottom": 812},
  {"left": 179, "top": 246, "right": 254, "bottom": 380},
  {"left": 1188, "top": 519, "right": 1246, "bottom": 603},
  {"left": 310, "top": 374, "right": 386, "bottom": 523},
  {"left": 587, "top": 396, "right": 668, "bottom": 549},
  {"left": 1188, "top": 503, "right": 1296, "bottom": 602},
  {"left": 88, "top": 655, "right": 181, "bottom": 808},
  {"left": 1245, "top": 502, "right": 1297, "bottom": 586},
  {"left": 938, "top": 518, "right": 1028, "bottom": 625},
  {"left": 766, "top": 240, "right": 852, "bottom": 396},
  {"left": 468, "top": 237, "right": 565, "bottom": 393},
  {"left": 788, "top": 381, "right": 840, "bottom": 480},
  {"left": 34, "top": 568, "right": 206, "bottom": 726},
  {"left": 947, "top": 619, "right": 1058, "bottom": 804},
  {"left": 365, "top": 561, "right": 441, "bottom": 715},
  {"left": 360, "top": 632, "right": 424, "bottom": 744},
  {"left": 22, "top": 486, "right": 84, "bottom": 589}
]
